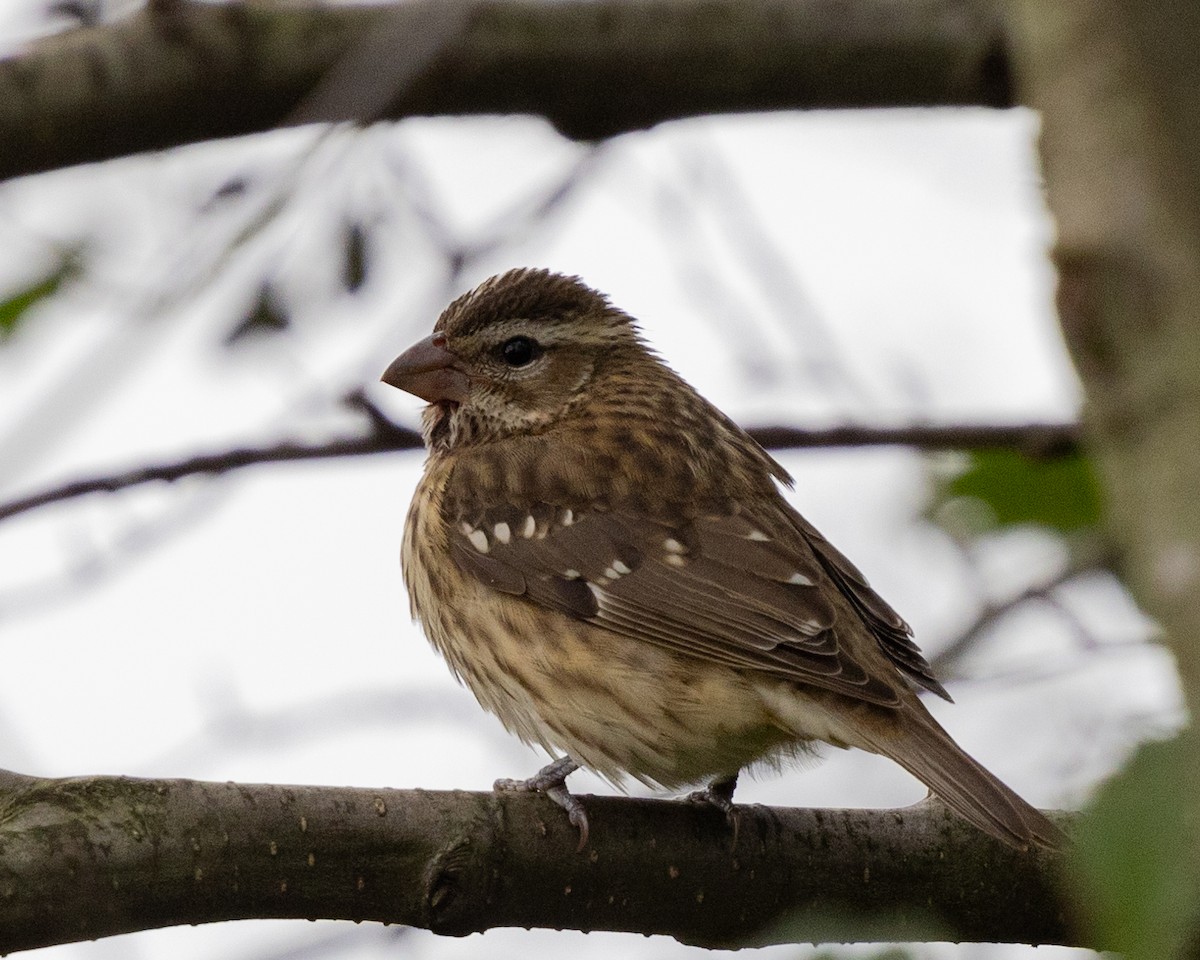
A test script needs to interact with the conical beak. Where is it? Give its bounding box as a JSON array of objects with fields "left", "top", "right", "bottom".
[{"left": 381, "top": 333, "right": 470, "bottom": 404}]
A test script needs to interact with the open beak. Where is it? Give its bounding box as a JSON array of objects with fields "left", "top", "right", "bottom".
[{"left": 381, "top": 333, "right": 470, "bottom": 404}]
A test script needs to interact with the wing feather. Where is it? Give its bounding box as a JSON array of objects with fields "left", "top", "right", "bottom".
[
  {"left": 446, "top": 495, "right": 925, "bottom": 707},
  {"left": 785, "top": 510, "right": 952, "bottom": 700}
]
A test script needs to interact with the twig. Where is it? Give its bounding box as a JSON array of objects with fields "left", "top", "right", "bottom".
[
  {"left": 0, "top": 424, "right": 420, "bottom": 523},
  {"left": 930, "top": 538, "right": 1113, "bottom": 677},
  {"left": 748, "top": 422, "right": 1081, "bottom": 456},
  {"left": 0, "top": 420, "right": 1080, "bottom": 525}
]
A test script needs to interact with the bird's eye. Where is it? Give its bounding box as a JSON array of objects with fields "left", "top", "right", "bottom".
[{"left": 499, "top": 336, "right": 541, "bottom": 368}]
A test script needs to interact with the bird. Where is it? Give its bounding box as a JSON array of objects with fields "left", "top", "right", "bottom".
[{"left": 382, "top": 267, "right": 1063, "bottom": 852}]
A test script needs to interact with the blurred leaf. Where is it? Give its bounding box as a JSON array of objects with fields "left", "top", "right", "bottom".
[
  {"left": 200, "top": 176, "right": 251, "bottom": 212},
  {"left": 224, "top": 283, "right": 290, "bottom": 346},
  {"left": 930, "top": 449, "right": 1101, "bottom": 536},
  {"left": 212, "top": 176, "right": 249, "bottom": 202},
  {"left": 1069, "top": 734, "right": 1200, "bottom": 959},
  {"left": 0, "top": 252, "right": 80, "bottom": 340},
  {"left": 343, "top": 221, "right": 369, "bottom": 292}
]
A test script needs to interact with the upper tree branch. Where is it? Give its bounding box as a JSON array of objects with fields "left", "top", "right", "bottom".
[
  {"left": 0, "top": 0, "right": 1012, "bottom": 182},
  {"left": 0, "top": 420, "right": 1079, "bottom": 524},
  {"left": 0, "top": 770, "right": 1080, "bottom": 953}
]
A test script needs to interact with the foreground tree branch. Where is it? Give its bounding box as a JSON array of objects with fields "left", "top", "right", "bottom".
[
  {"left": 1005, "top": 4, "right": 1200, "bottom": 955},
  {"left": 1009, "top": 0, "right": 1200, "bottom": 766},
  {"left": 0, "top": 770, "right": 1078, "bottom": 952},
  {"left": 0, "top": 420, "right": 1079, "bottom": 524},
  {"left": 0, "top": 0, "right": 1012, "bottom": 182}
]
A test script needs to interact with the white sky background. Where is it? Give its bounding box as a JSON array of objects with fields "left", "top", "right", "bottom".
[{"left": 0, "top": 6, "right": 1184, "bottom": 959}]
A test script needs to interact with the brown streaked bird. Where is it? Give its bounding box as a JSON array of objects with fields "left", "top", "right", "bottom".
[{"left": 383, "top": 268, "right": 1063, "bottom": 851}]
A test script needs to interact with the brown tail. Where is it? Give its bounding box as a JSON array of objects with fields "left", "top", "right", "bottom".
[{"left": 862, "top": 706, "right": 1065, "bottom": 851}]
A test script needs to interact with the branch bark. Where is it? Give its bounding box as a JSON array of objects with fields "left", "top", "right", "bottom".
[
  {"left": 0, "top": 0, "right": 1012, "bottom": 182},
  {"left": 0, "top": 771, "right": 1079, "bottom": 952}
]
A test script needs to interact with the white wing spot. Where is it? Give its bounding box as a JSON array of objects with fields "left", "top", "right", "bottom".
[
  {"left": 521, "top": 515, "right": 537, "bottom": 538},
  {"left": 665, "top": 554, "right": 687, "bottom": 567},
  {"left": 467, "top": 529, "right": 489, "bottom": 553},
  {"left": 563, "top": 569, "right": 581, "bottom": 580},
  {"left": 663, "top": 538, "right": 685, "bottom": 554},
  {"left": 460, "top": 522, "right": 474, "bottom": 536},
  {"left": 788, "top": 572, "right": 815, "bottom": 586},
  {"left": 611, "top": 559, "right": 632, "bottom": 575},
  {"left": 493, "top": 522, "right": 512, "bottom": 544},
  {"left": 603, "top": 567, "right": 618, "bottom": 580},
  {"left": 748, "top": 529, "right": 770, "bottom": 542},
  {"left": 561, "top": 509, "right": 575, "bottom": 526}
]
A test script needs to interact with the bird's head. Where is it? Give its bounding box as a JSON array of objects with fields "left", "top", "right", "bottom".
[{"left": 382, "top": 269, "right": 644, "bottom": 451}]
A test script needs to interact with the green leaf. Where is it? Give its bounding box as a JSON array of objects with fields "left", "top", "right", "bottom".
[
  {"left": 0, "top": 253, "right": 80, "bottom": 339},
  {"left": 1069, "top": 735, "right": 1200, "bottom": 959},
  {"left": 931, "top": 448, "right": 1102, "bottom": 536}
]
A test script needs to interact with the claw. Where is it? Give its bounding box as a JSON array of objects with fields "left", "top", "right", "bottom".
[
  {"left": 494, "top": 756, "right": 588, "bottom": 851},
  {"left": 686, "top": 774, "right": 741, "bottom": 848},
  {"left": 546, "top": 784, "right": 590, "bottom": 851}
]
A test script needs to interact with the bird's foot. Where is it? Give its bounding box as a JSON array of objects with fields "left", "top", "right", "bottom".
[
  {"left": 494, "top": 756, "right": 589, "bottom": 851},
  {"left": 686, "top": 774, "right": 741, "bottom": 846}
]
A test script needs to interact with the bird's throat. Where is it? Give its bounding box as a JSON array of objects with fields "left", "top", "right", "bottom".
[{"left": 423, "top": 400, "right": 459, "bottom": 453}]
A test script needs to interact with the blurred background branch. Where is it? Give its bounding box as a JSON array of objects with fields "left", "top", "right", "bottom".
[{"left": 0, "top": 0, "right": 1012, "bottom": 181}]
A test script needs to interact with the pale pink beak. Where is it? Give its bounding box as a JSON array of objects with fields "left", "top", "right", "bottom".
[{"left": 381, "top": 333, "right": 470, "bottom": 404}]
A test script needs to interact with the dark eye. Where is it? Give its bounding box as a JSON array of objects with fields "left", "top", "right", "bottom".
[{"left": 499, "top": 335, "right": 541, "bottom": 367}]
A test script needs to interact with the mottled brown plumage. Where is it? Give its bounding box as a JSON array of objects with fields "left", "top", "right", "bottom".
[{"left": 384, "top": 268, "right": 1063, "bottom": 851}]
